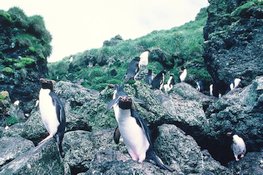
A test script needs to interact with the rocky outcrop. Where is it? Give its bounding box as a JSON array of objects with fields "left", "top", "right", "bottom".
[
  {"left": 205, "top": 76, "right": 263, "bottom": 164},
  {"left": 0, "top": 136, "right": 34, "bottom": 167},
  {"left": 155, "top": 124, "right": 230, "bottom": 175},
  {"left": 228, "top": 150, "right": 263, "bottom": 175},
  {"left": 103, "top": 35, "right": 124, "bottom": 47},
  {"left": 204, "top": 0, "right": 263, "bottom": 87},
  {"left": 0, "top": 139, "right": 64, "bottom": 175},
  {"left": 63, "top": 127, "right": 228, "bottom": 175},
  {"left": 0, "top": 7, "right": 51, "bottom": 113},
  {"left": 1, "top": 76, "right": 263, "bottom": 174}
]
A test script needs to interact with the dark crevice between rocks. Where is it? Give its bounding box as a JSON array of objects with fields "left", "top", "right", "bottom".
[
  {"left": 69, "top": 165, "right": 88, "bottom": 175},
  {"left": 149, "top": 118, "right": 235, "bottom": 166},
  {"left": 0, "top": 158, "right": 14, "bottom": 170}
]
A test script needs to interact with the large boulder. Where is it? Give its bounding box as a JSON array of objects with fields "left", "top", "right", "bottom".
[
  {"left": 204, "top": 0, "right": 263, "bottom": 87},
  {"left": 0, "top": 139, "right": 64, "bottom": 175},
  {"left": 155, "top": 124, "right": 230, "bottom": 175},
  {"left": 63, "top": 130, "right": 130, "bottom": 174},
  {"left": 227, "top": 150, "right": 263, "bottom": 175},
  {"left": 63, "top": 129, "right": 180, "bottom": 175},
  {"left": 205, "top": 76, "right": 263, "bottom": 164},
  {"left": 54, "top": 81, "right": 115, "bottom": 130},
  {"left": 0, "top": 136, "right": 34, "bottom": 167}
]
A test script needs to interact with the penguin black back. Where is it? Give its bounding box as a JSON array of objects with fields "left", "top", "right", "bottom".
[
  {"left": 124, "top": 57, "right": 140, "bottom": 82},
  {"left": 151, "top": 70, "right": 166, "bottom": 89},
  {"left": 50, "top": 91, "right": 66, "bottom": 156},
  {"left": 145, "top": 69, "right": 153, "bottom": 85}
]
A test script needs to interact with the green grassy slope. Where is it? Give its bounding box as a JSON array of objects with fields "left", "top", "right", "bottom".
[{"left": 48, "top": 8, "right": 211, "bottom": 91}]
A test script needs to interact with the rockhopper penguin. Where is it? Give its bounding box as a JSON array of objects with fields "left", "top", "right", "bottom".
[
  {"left": 39, "top": 78, "right": 66, "bottom": 157},
  {"left": 107, "top": 85, "right": 174, "bottom": 172},
  {"left": 227, "top": 132, "right": 246, "bottom": 161},
  {"left": 124, "top": 57, "right": 140, "bottom": 82}
]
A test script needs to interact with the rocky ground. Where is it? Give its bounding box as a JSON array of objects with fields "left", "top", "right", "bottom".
[
  {"left": 0, "top": 76, "right": 262, "bottom": 175},
  {"left": 204, "top": 0, "right": 263, "bottom": 87}
]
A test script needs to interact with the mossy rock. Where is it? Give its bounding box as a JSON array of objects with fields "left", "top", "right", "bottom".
[
  {"left": 0, "top": 91, "right": 9, "bottom": 101},
  {"left": 14, "top": 57, "right": 35, "bottom": 69},
  {"left": 2, "top": 67, "right": 14, "bottom": 75}
]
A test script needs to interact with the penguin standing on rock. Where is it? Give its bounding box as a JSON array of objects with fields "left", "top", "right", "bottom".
[
  {"left": 179, "top": 67, "right": 187, "bottom": 82},
  {"left": 124, "top": 57, "right": 140, "bottom": 82},
  {"left": 163, "top": 75, "right": 175, "bottom": 93},
  {"left": 151, "top": 70, "right": 166, "bottom": 90},
  {"left": 39, "top": 78, "right": 66, "bottom": 157},
  {"left": 195, "top": 80, "right": 204, "bottom": 92},
  {"left": 139, "top": 50, "right": 150, "bottom": 68},
  {"left": 230, "top": 78, "right": 241, "bottom": 90},
  {"left": 107, "top": 85, "right": 174, "bottom": 172},
  {"left": 227, "top": 132, "right": 246, "bottom": 161},
  {"left": 145, "top": 69, "right": 153, "bottom": 85}
]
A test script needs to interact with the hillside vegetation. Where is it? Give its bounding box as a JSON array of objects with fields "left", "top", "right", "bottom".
[
  {"left": 48, "top": 8, "right": 211, "bottom": 91},
  {"left": 0, "top": 7, "right": 52, "bottom": 113}
]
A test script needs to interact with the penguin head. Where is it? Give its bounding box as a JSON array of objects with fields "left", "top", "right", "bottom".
[
  {"left": 148, "top": 69, "right": 152, "bottom": 75},
  {"left": 118, "top": 96, "right": 132, "bottom": 110},
  {"left": 40, "top": 78, "right": 54, "bottom": 91},
  {"left": 107, "top": 84, "right": 128, "bottom": 109}
]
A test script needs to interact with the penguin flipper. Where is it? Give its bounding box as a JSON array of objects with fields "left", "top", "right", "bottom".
[
  {"left": 50, "top": 92, "right": 66, "bottom": 157},
  {"left": 130, "top": 109, "right": 152, "bottom": 145},
  {"left": 113, "top": 126, "right": 121, "bottom": 144},
  {"left": 146, "top": 149, "right": 174, "bottom": 172},
  {"left": 50, "top": 92, "right": 66, "bottom": 126}
]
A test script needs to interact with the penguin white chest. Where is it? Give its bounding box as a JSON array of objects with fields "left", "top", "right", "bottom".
[
  {"left": 39, "top": 89, "right": 59, "bottom": 136},
  {"left": 114, "top": 106, "right": 150, "bottom": 161},
  {"left": 139, "top": 51, "right": 149, "bottom": 67},
  {"left": 232, "top": 135, "right": 246, "bottom": 161},
  {"left": 180, "top": 69, "right": 187, "bottom": 82}
]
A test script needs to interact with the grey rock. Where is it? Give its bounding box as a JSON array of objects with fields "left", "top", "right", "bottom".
[
  {"left": 0, "top": 137, "right": 34, "bottom": 167},
  {"left": 127, "top": 82, "right": 211, "bottom": 142},
  {"left": 63, "top": 130, "right": 130, "bottom": 174},
  {"left": 54, "top": 81, "right": 115, "bottom": 130},
  {"left": 0, "top": 139, "right": 64, "bottom": 175},
  {"left": 206, "top": 76, "right": 263, "bottom": 164},
  {"left": 83, "top": 160, "right": 178, "bottom": 175},
  {"left": 63, "top": 129, "right": 181, "bottom": 175},
  {"left": 155, "top": 124, "right": 230, "bottom": 175},
  {"left": 204, "top": 0, "right": 263, "bottom": 87},
  {"left": 228, "top": 150, "right": 263, "bottom": 175}
]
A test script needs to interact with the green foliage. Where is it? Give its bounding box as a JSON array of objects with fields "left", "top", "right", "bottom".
[
  {"left": 2, "top": 67, "right": 14, "bottom": 75},
  {"left": 48, "top": 8, "right": 210, "bottom": 91},
  {"left": 0, "top": 10, "right": 12, "bottom": 23},
  {"left": 0, "top": 94, "right": 6, "bottom": 101},
  {"left": 231, "top": 0, "right": 263, "bottom": 16},
  {"left": 0, "top": 7, "right": 52, "bottom": 61},
  {"left": 14, "top": 57, "right": 35, "bottom": 69},
  {"left": 5, "top": 116, "right": 18, "bottom": 126},
  {"left": 8, "top": 7, "right": 28, "bottom": 28},
  {"left": 147, "top": 62, "right": 164, "bottom": 74}
]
